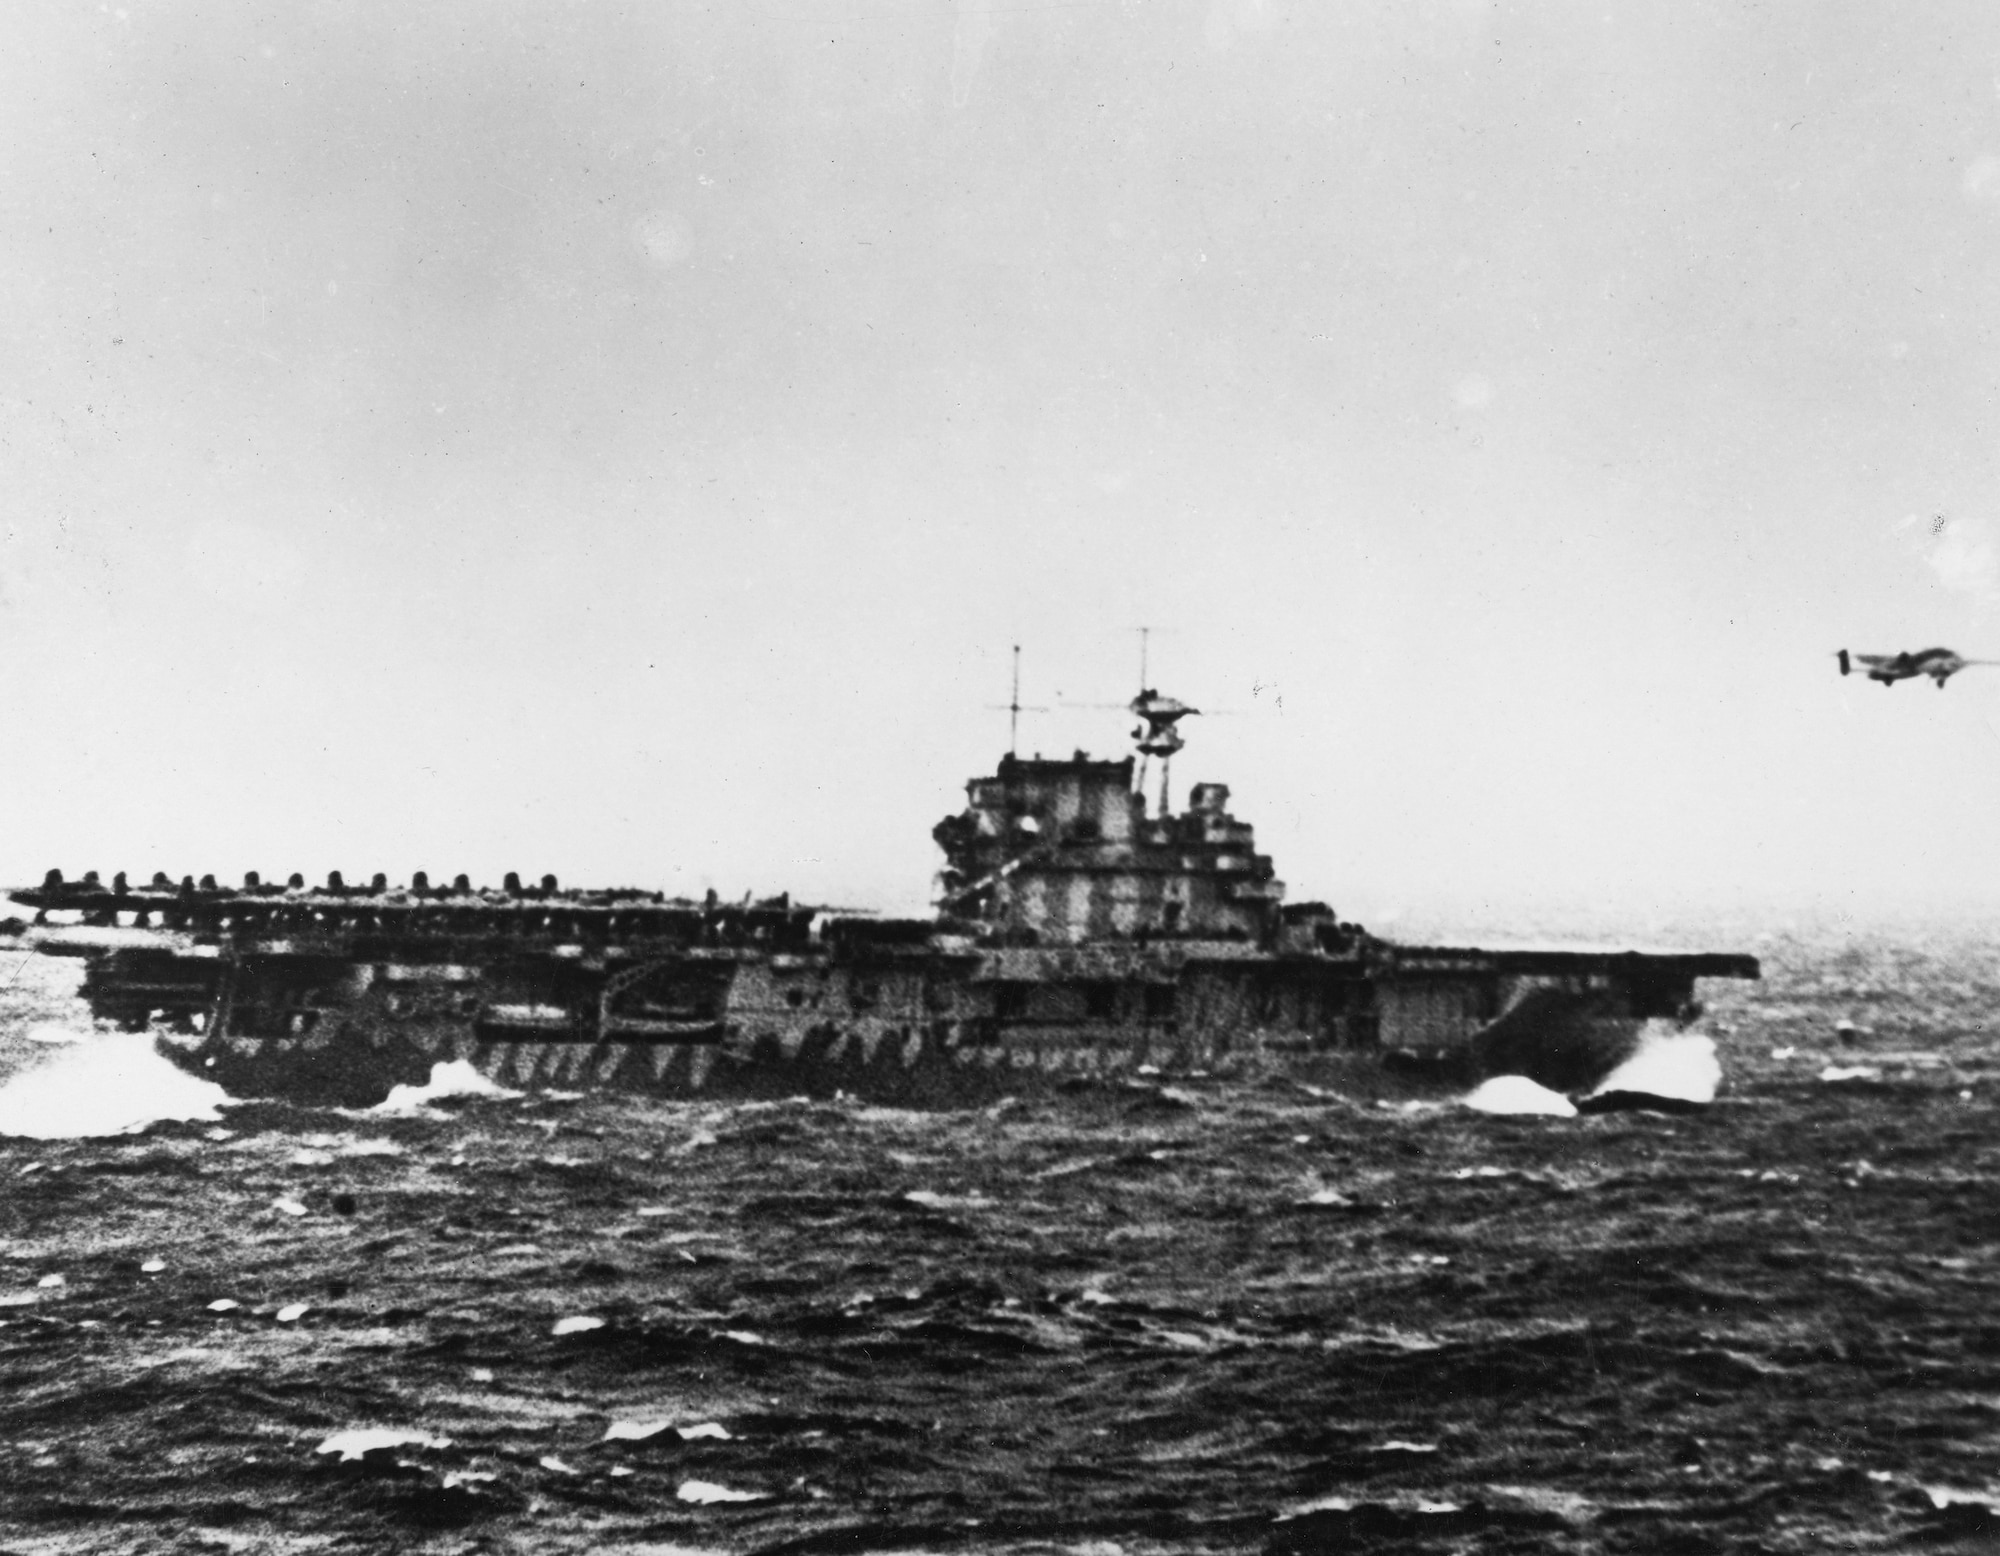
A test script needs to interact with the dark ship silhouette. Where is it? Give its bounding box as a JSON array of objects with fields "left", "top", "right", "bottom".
[{"left": 9, "top": 690, "right": 1757, "bottom": 1105}]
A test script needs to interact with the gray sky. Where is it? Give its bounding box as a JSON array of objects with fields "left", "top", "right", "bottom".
[{"left": 7, "top": 0, "right": 2000, "bottom": 931}]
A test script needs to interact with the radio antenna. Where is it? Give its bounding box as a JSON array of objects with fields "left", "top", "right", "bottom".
[
  {"left": 1010, "top": 645, "right": 1022, "bottom": 755},
  {"left": 985, "top": 645, "right": 1048, "bottom": 756}
]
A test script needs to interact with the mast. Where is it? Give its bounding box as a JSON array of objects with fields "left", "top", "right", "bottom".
[{"left": 1133, "top": 627, "right": 1151, "bottom": 806}]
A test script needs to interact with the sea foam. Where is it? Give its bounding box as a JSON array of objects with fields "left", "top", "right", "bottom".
[
  {"left": 1462, "top": 1076, "right": 1577, "bottom": 1116},
  {"left": 0, "top": 1031, "right": 229, "bottom": 1138},
  {"left": 370, "top": 1060, "right": 521, "bottom": 1113},
  {"left": 1587, "top": 1032, "right": 1721, "bottom": 1106}
]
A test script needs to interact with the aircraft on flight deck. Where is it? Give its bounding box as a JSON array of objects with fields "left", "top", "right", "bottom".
[{"left": 1837, "top": 647, "right": 1998, "bottom": 688}]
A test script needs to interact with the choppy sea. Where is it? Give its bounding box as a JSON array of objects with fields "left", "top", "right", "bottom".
[{"left": 2, "top": 919, "right": 2000, "bottom": 1554}]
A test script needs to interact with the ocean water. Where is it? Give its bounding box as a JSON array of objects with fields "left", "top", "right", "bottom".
[{"left": 1, "top": 925, "right": 1999, "bottom": 1553}]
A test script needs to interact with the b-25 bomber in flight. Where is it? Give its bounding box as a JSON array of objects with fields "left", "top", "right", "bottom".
[{"left": 1837, "top": 647, "right": 1997, "bottom": 688}]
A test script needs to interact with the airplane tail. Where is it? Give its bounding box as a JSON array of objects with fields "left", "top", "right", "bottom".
[{"left": 1837, "top": 649, "right": 1850, "bottom": 677}]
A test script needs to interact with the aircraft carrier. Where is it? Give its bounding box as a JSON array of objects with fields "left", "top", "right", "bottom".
[{"left": 8, "top": 690, "right": 1757, "bottom": 1105}]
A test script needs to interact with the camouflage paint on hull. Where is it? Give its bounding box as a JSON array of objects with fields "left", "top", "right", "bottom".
[{"left": 157, "top": 1009, "right": 1222, "bottom": 1109}]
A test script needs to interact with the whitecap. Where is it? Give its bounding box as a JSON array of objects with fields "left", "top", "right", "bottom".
[
  {"left": 316, "top": 1427, "right": 451, "bottom": 1461},
  {"left": 1462, "top": 1076, "right": 1577, "bottom": 1117},
  {"left": 602, "top": 1419, "right": 670, "bottom": 1442},
  {"left": 677, "top": 1479, "right": 767, "bottom": 1504},
  {"left": 1925, "top": 1484, "right": 1999, "bottom": 1512},
  {"left": 1279, "top": 1492, "right": 1464, "bottom": 1519},
  {"left": 902, "top": 1189, "right": 991, "bottom": 1210},
  {"left": 552, "top": 1315, "right": 605, "bottom": 1336},
  {"left": 1820, "top": 1065, "right": 1883, "bottom": 1083}
]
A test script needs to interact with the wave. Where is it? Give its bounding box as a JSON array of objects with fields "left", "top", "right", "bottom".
[
  {"left": 0, "top": 1031, "right": 230, "bottom": 1138},
  {"left": 1588, "top": 1031, "right": 1721, "bottom": 1106}
]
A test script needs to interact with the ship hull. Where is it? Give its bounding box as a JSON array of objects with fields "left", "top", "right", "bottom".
[
  {"left": 132, "top": 944, "right": 1725, "bottom": 1107},
  {"left": 148, "top": 963, "right": 1286, "bottom": 1108}
]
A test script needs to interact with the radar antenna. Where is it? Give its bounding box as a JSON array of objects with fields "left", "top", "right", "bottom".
[
  {"left": 1130, "top": 689, "right": 1199, "bottom": 817},
  {"left": 1126, "top": 626, "right": 1200, "bottom": 812},
  {"left": 1048, "top": 628, "right": 1204, "bottom": 811}
]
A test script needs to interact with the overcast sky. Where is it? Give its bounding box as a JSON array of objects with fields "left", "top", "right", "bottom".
[{"left": 8, "top": 1, "right": 2000, "bottom": 934}]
